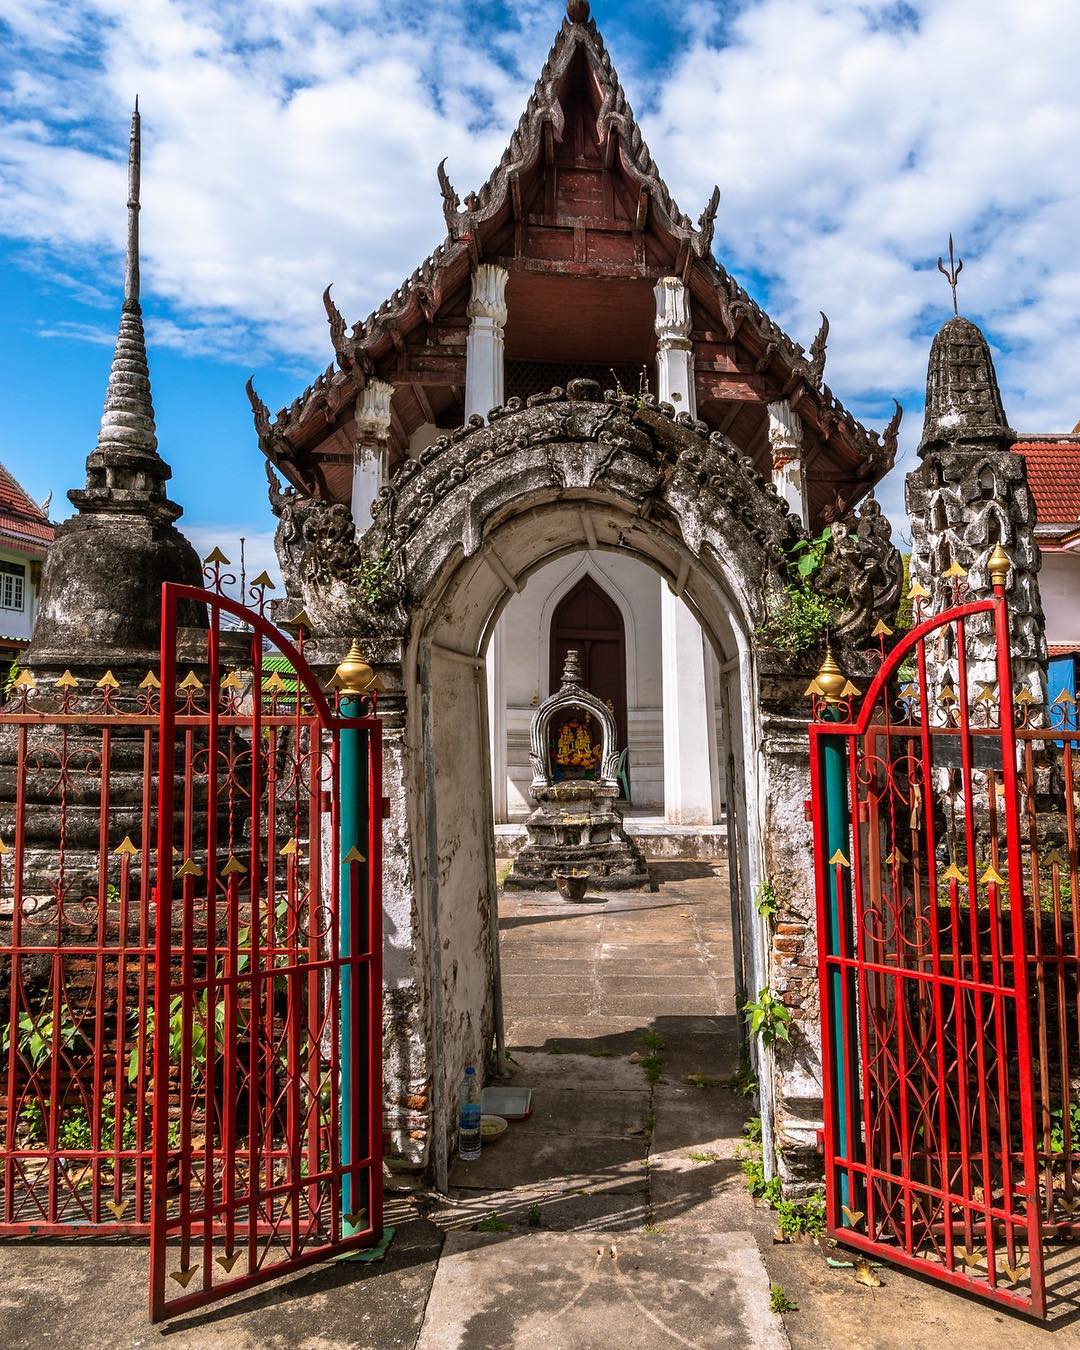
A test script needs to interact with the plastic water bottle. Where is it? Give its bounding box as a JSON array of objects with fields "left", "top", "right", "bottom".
[{"left": 458, "top": 1065, "right": 481, "bottom": 1161}]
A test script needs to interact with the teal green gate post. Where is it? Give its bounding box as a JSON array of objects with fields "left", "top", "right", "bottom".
[
  {"left": 821, "top": 710, "right": 852, "bottom": 1215},
  {"left": 809, "top": 648, "right": 858, "bottom": 1220},
  {"left": 335, "top": 641, "right": 373, "bottom": 1239}
]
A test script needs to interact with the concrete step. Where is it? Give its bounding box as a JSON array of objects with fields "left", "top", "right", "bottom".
[
  {"left": 495, "top": 819, "right": 728, "bottom": 861},
  {"left": 416, "top": 1230, "right": 788, "bottom": 1349}
]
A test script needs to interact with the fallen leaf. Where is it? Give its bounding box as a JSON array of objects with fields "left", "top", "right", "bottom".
[{"left": 855, "top": 1258, "right": 882, "bottom": 1288}]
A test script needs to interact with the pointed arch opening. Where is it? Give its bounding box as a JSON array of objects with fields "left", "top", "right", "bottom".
[{"left": 548, "top": 574, "right": 629, "bottom": 787}]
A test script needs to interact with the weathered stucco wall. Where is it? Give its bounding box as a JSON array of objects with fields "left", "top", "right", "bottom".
[{"left": 415, "top": 647, "right": 499, "bottom": 1185}]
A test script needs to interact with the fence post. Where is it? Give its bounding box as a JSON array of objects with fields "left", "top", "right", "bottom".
[
  {"left": 334, "top": 641, "right": 373, "bottom": 1239},
  {"left": 810, "top": 647, "right": 856, "bottom": 1219},
  {"left": 820, "top": 711, "right": 852, "bottom": 1215}
]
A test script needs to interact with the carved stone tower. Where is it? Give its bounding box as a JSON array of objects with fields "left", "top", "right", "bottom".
[
  {"left": 905, "top": 313, "right": 1047, "bottom": 701},
  {"left": 25, "top": 102, "right": 204, "bottom": 675}
]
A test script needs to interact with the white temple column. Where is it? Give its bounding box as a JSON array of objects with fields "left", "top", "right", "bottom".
[
  {"left": 351, "top": 378, "right": 393, "bottom": 533},
  {"left": 661, "top": 584, "right": 717, "bottom": 825},
  {"left": 654, "top": 276, "right": 696, "bottom": 418},
  {"left": 465, "top": 264, "right": 508, "bottom": 422},
  {"left": 486, "top": 618, "right": 508, "bottom": 824},
  {"left": 768, "top": 399, "right": 809, "bottom": 528}
]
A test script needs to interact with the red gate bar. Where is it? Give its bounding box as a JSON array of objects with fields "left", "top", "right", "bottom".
[
  {"left": 149, "top": 579, "right": 383, "bottom": 1321},
  {"left": 808, "top": 570, "right": 1053, "bottom": 1317}
]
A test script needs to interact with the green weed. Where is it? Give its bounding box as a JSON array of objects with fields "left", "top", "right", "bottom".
[
  {"left": 684, "top": 1072, "right": 719, "bottom": 1090},
  {"left": 769, "top": 1284, "right": 798, "bottom": 1314}
]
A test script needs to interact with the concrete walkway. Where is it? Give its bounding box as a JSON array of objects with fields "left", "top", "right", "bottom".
[{"left": 0, "top": 863, "right": 1077, "bottom": 1346}]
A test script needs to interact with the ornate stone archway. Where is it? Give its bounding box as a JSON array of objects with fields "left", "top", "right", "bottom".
[{"left": 289, "top": 381, "right": 898, "bottom": 1189}]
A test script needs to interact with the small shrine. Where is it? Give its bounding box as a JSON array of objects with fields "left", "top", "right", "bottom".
[{"left": 506, "top": 649, "right": 648, "bottom": 892}]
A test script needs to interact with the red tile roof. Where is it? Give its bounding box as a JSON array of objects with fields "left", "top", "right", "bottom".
[
  {"left": 1049, "top": 643, "right": 1080, "bottom": 659},
  {"left": 1016, "top": 438, "right": 1080, "bottom": 527},
  {"left": 0, "top": 463, "right": 54, "bottom": 555}
]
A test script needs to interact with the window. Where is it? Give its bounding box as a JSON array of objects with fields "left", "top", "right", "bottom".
[{"left": 0, "top": 561, "right": 25, "bottom": 611}]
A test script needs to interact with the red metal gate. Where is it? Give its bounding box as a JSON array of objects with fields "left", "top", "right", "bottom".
[
  {"left": 149, "top": 574, "right": 383, "bottom": 1320},
  {"left": 808, "top": 568, "right": 1051, "bottom": 1315}
]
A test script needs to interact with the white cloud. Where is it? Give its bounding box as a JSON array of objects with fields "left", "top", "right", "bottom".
[{"left": 1, "top": 0, "right": 1079, "bottom": 541}]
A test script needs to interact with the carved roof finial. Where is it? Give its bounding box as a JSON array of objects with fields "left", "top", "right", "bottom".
[
  {"left": 567, "top": 1, "right": 590, "bottom": 22},
  {"left": 937, "top": 233, "right": 963, "bottom": 318}
]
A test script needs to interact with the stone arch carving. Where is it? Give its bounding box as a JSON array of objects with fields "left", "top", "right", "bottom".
[
  {"left": 318, "top": 379, "right": 803, "bottom": 638},
  {"left": 293, "top": 380, "right": 898, "bottom": 1192},
  {"left": 536, "top": 553, "right": 639, "bottom": 704}
]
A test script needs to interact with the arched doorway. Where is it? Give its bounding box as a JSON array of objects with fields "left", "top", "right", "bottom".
[
  {"left": 549, "top": 575, "right": 629, "bottom": 791},
  {"left": 299, "top": 387, "right": 819, "bottom": 1193}
]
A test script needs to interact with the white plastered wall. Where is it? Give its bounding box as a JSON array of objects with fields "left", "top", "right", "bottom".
[
  {"left": 1038, "top": 549, "right": 1080, "bottom": 646},
  {"left": 485, "top": 550, "right": 730, "bottom": 822}
]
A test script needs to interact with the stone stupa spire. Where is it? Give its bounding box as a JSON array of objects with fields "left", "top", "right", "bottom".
[
  {"left": 25, "top": 99, "right": 203, "bottom": 673},
  {"left": 70, "top": 99, "right": 182, "bottom": 524},
  {"left": 905, "top": 237, "right": 1045, "bottom": 703}
]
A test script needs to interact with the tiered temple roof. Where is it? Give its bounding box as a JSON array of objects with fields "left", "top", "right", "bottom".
[{"left": 251, "top": 0, "right": 901, "bottom": 528}]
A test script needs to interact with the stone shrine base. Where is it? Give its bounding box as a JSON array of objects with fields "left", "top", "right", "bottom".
[{"left": 504, "top": 779, "right": 649, "bottom": 891}]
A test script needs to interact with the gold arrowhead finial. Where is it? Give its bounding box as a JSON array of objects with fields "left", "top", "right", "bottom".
[
  {"left": 987, "top": 543, "right": 1010, "bottom": 588},
  {"left": 812, "top": 644, "right": 848, "bottom": 705},
  {"left": 334, "top": 639, "right": 374, "bottom": 697}
]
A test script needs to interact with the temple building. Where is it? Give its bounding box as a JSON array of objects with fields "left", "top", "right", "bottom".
[
  {"left": 0, "top": 465, "right": 54, "bottom": 665},
  {"left": 253, "top": 0, "right": 901, "bottom": 838},
  {"left": 1014, "top": 431, "right": 1080, "bottom": 703}
]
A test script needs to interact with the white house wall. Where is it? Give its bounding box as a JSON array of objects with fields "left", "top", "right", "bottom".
[
  {"left": 1037, "top": 550, "right": 1080, "bottom": 646},
  {"left": 0, "top": 548, "right": 37, "bottom": 644}
]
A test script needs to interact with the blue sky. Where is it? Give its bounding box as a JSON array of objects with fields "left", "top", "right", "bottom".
[{"left": 2, "top": 0, "right": 1079, "bottom": 578}]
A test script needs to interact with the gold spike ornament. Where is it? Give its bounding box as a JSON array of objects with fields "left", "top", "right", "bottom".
[
  {"left": 809, "top": 644, "right": 849, "bottom": 705},
  {"left": 987, "top": 543, "right": 1010, "bottom": 587},
  {"left": 333, "top": 640, "right": 374, "bottom": 697}
]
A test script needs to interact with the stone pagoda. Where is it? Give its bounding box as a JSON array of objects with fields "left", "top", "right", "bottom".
[
  {"left": 25, "top": 100, "right": 204, "bottom": 680},
  {"left": 506, "top": 648, "right": 648, "bottom": 892},
  {"left": 905, "top": 264, "right": 1047, "bottom": 705}
]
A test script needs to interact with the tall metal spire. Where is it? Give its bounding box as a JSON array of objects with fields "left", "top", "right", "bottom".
[{"left": 124, "top": 96, "right": 140, "bottom": 306}]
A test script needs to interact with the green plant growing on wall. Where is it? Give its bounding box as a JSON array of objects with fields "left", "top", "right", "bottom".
[
  {"left": 4, "top": 658, "right": 21, "bottom": 700},
  {"left": 790, "top": 528, "right": 833, "bottom": 580},
  {"left": 353, "top": 551, "right": 397, "bottom": 611},
  {"left": 759, "top": 527, "right": 838, "bottom": 656},
  {"left": 742, "top": 988, "right": 792, "bottom": 1048},
  {"left": 755, "top": 879, "right": 778, "bottom": 924}
]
